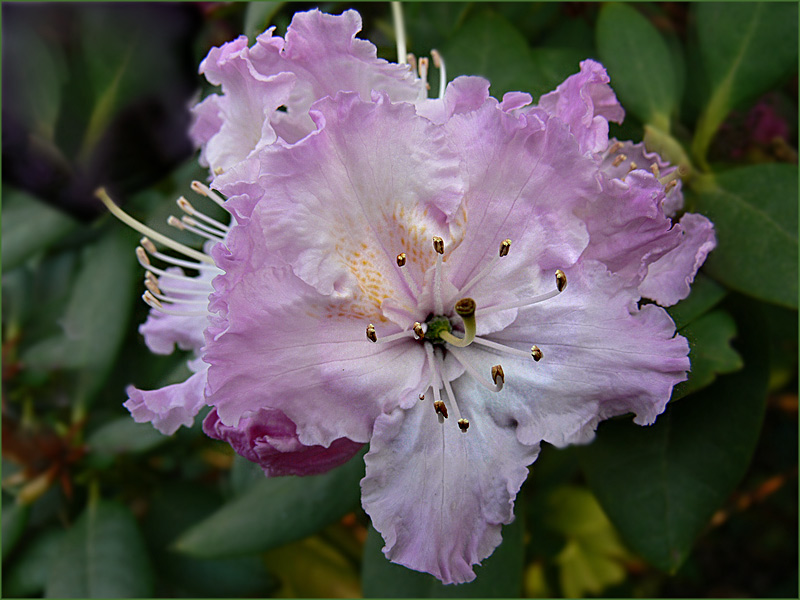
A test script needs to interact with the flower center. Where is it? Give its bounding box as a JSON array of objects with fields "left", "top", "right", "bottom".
[{"left": 366, "top": 236, "right": 567, "bottom": 433}]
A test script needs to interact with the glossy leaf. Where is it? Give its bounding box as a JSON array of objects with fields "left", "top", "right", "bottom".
[
  {"left": 596, "top": 3, "right": 678, "bottom": 131},
  {"left": 672, "top": 309, "right": 743, "bottom": 401},
  {"left": 691, "top": 3, "right": 798, "bottom": 166},
  {"left": 442, "top": 9, "right": 538, "bottom": 98},
  {"left": 691, "top": 164, "right": 798, "bottom": 308},
  {"left": 3, "top": 528, "right": 65, "bottom": 597},
  {"left": 1, "top": 187, "right": 78, "bottom": 272},
  {"left": 666, "top": 272, "right": 727, "bottom": 330},
  {"left": 362, "top": 514, "right": 524, "bottom": 598},
  {"left": 46, "top": 500, "right": 153, "bottom": 598},
  {"left": 87, "top": 417, "right": 168, "bottom": 456},
  {"left": 577, "top": 304, "right": 768, "bottom": 572},
  {"left": 174, "top": 451, "right": 365, "bottom": 557}
]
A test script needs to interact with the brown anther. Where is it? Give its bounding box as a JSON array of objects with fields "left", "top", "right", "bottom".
[
  {"left": 608, "top": 141, "right": 624, "bottom": 155},
  {"left": 413, "top": 322, "right": 425, "bottom": 339},
  {"left": 419, "top": 393, "right": 425, "bottom": 401},
  {"left": 140, "top": 237, "right": 157, "bottom": 254},
  {"left": 664, "top": 180, "right": 677, "bottom": 193},
  {"left": 167, "top": 215, "right": 185, "bottom": 230},
  {"left": 454, "top": 297, "right": 476, "bottom": 317},
  {"left": 491, "top": 364, "right": 505, "bottom": 385},
  {"left": 612, "top": 154, "right": 627, "bottom": 167},
  {"left": 135, "top": 247, "right": 151, "bottom": 266},
  {"left": 499, "top": 238, "right": 512, "bottom": 257},
  {"left": 555, "top": 269, "right": 567, "bottom": 292},
  {"left": 628, "top": 161, "right": 638, "bottom": 172},
  {"left": 432, "top": 236, "right": 444, "bottom": 255},
  {"left": 650, "top": 163, "right": 661, "bottom": 178},
  {"left": 531, "top": 345, "right": 543, "bottom": 361},
  {"left": 366, "top": 324, "right": 377, "bottom": 343},
  {"left": 142, "top": 291, "right": 163, "bottom": 309},
  {"left": 396, "top": 253, "right": 407, "bottom": 267},
  {"left": 144, "top": 279, "right": 161, "bottom": 296},
  {"left": 434, "top": 400, "right": 448, "bottom": 418},
  {"left": 458, "top": 418, "right": 470, "bottom": 432}
]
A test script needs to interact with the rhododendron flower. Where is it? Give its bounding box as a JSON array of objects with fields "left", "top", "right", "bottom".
[{"left": 104, "top": 8, "right": 716, "bottom": 586}]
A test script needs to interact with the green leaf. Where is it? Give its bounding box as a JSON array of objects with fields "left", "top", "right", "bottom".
[
  {"left": 2, "top": 496, "right": 29, "bottom": 561},
  {"left": 442, "top": 9, "right": 538, "bottom": 98},
  {"left": 3, "top": 528, "right": 65, "bottom": 597},
  {"left": 361, "top": 513, "right": 524, "bottom": 598},
  {"left": 87, "top": 417, "right": 168, "bottom": 456},
  {"left": 666, "top": 272, "right": 727, "bottom": 330},
  {"left": 672, "top": 309, "right": 743, "bottom": 401},
  {"left": 691, "top": 164, "right": 798, "bottom": 308},
  {"left": 691, "top": 3, "right": 798, "bottom": 167},
  {"left": 546, "top": 486, "right": 631, "bottom": 598},
  {"left": 244, "top": 2, "right": 285, "bottom": 41},
  {"left": 46, "top": 500, "right": 154, "bottom": 598},
  {"left": 596, "top": 3, "right": 678, "bottom": 131},
  {"left": 1, "top": 187, "right": 78, "bottom": 272},
  {"left": 577, "top": 303, "right": 768, "bottom": 572},
  {"left": 21, "top": 226, "right": 137, "bottom": 386},
  {"left": 528, "top": 47, "right": 591, "bottom": 102},
  {"left": 174, "top": 450, "right": 365, "bottom": 557}
]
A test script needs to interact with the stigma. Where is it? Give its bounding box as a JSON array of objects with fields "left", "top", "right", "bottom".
[{"left": 366, "top": 234, "right": 567, "bottom": 433}]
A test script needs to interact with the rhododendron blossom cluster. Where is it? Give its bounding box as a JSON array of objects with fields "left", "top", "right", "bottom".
[{"left": 103, "top": 9, "right": 715, "bottom": 584}]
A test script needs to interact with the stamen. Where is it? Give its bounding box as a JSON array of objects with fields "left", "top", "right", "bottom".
[
  {"left": 140, "top": 237, "right": 218, "bottom": 271},
  {"left": 168, "top": 215, "right": 224, "bottom": 243},
  {"left": 177, "top": 197, "right": 230, "bottom": 232},
  {"left": 650, "top": 163, "right": 661, "bottom": 178},
  {"left": 96, "top": 188, "right": 214, "bottom": 265},
  {"left": 431, "top": 49, "right": 446, "bottom": 100},
  {"left": 375, "top": 329, "right": 417, "bottom": 345},
  {"left": 612, "top": 154, "right": 627, "bottom": 167},
  {"left": 366, "top": 323, "right": 378, "bottom": 343},
  {"left": 407, "top": 53, "right": 417, "bottom": 75},
  {"left": 180, "top": 216, "right": 227, "bottom": 240},
  {"left": 396, "top": 253, "right": 406, "bottom": 267},
  {"left": 457, "top": 418, "right": 469, "bottom": 433},
  {"left": 190, "top": 181, "right": 227, "bottom": 210},
  {"left": 460, "top": 238, "right": 512, "bottom": 296},
  {"left": 531, "top": 345, "right": 543, "bottom": 361},
  {"left": 555, "top": 269, "right": 567, "bottom": 292},
  {"left": 628, "top": 161, "right": 638, "bottom": 173},
  {"left": 142, "top": 291, "right": 208, "bottom": 316},
  {"left": 413, "top": 322, "right": 425, "bottom": 339},
  {"left": 432, "top": 236, "right": 444, "bottom": 255},
  {"left": 433, "top": 236, "right": 444, "bottom": 315},
  {"left": 607, "top": 141, "right": 624, "bottom": 156},
  {"left": 418, "top": 393, "right": 425, "bottom": 401},
  {"left": 391, "top": 2, "right": 407, "bottom": 65},
  {"left": 664, "top": 180, "right": 677, "bottom": 193},
  {"left": 441, "top": 366, "right": 466, "bottom": 424},
  {"left": 433, "top": 400, "right": 448, "bottom": 419},
  {"left": 450, "top": 348, "right": 503, "bottom": 392},
  {"left": 439, "top": 298, "right": 476, "bottom": 348},
  {"left": 477, "top": 269, "right": 566, "bottom": 316},
  {"left": 472, "top": 336, "right": 537, "bottom": 360},
  {"left": 144, "top": 286, "right": 208, "bottom": 306},
  {"left": 418, "top": 57, "right": 430, "bottom": 91}
]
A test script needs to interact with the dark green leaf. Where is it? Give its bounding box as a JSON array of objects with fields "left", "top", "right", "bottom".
[
  {"left": 362, "top": 514, "right": 524, "bottom": 598},
  {"left": 528, "top": 47, "right": 590, "bottom": 102},
  {"left": 1, "top": 187, "right": 78, "bottom": 272},
  {"left": 2, "top": 496, "right": 29, "bottom": 561},
  {"left": 691, "top": 164, "right": 798, "bottom": 308},
  {"left": 691, "top": 3, "right": 798, "bottom": 166},
  {"left": 3, "top": 528, "right": 65, "bottom": 597},
  {"left": 672, "top": 309, "right": 743, "bottom": 401},
  {"left": 666, "top": 272, "right": 727, "bottom": 330},
  {"left": 174, "top": 450, "right": 365, "bottom": 557},
  {"left": 596, "top": 3, "right": 678, "bottom": 130},
  {"left": 244, "top": 2, "right": 285, "bottom": 41},
  {"left": 46, "top": 500, "right": 154, "bottom": 598},
  {"left": 87, "top": 417, "right": 168, "bottom": 456},
  {"left": 442, "top": 9, "right": 538, "bottom": 98},
  {"left": 577, "top": 304, "right": 768, "bottom": 572}
]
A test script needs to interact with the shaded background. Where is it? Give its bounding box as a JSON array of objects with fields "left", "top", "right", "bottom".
[{"left": 2, "top": 2, "right": 797, "bottom": 597}]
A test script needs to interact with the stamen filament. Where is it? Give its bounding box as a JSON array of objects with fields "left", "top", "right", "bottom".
[
  {"left": 190, "top": 181, "right": 227, "bottom": 209},
  {"left": 140, "top": 237, "right": 218, "bottom": 271},
  {"left": 476, "top": 288, "right": 560, "bottom": 315},
  {"left": 144, "top": 287, "right": 209, "bottom": 306},
  {"left": 142, "top": 291, "right": 208, "bottom": 316},
  {"left": 440, "top": 362, "right": 465, "bottom": 423},
  {"left": 472, "top": 336, "right": 535, "bottom": 360},
  {"left": 375, "top": 329, "right": 417, "bottom": 345},
  {"left": 433, "top": 237, "right": 444, "bottom": 315},
  {"left": 181, "top": 216, "right": 227, "bottom": 239},
  {"left": 96, "top": 188, "right": 214, "bottom": 264},
  {"left": 431, "top": 49, "right": 446, "bottom": 99},
  {"left": 450, "top": 348, "right": 503, "bottom": 393},
  {"left": 418, "top": 56, "right": 429, "bottom": 90},
  {"left": 391, "top": 2, "right": 407, "bottom": 65},
  {"left": 136, "top": 249, "right": 214, "bottom": 287},
  {"left": 460, "top": 239, "right": 511, "bottom": 296},
  {"left": 168, "top": 216, "right": 225, "bottom": 243},
  {"left": 177, "top": 197, "right": 230, "bottom": 232}
]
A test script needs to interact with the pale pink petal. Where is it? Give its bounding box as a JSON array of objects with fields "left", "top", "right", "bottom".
[
  {"left": 362, "top": 401, "right": 538, "bottom": 584},
  {"left": 415, "top": 76, "right": 491, "bottom": 124},
  {"left": 639, "top": 212, "right": 716, "bottom": 306},
  {"left": 536, "top": 59, "right": 624, "bottom": 155},
  {"left": 203, "top": 408, "right": 363, "bottom": 476},
  {"left": 124, "top": 360, "right": 208, "bottom": 435}
]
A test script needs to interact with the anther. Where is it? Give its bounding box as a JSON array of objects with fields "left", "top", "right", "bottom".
[
  {"left": 413, "top": 322, "right": 425, "bottom": 339},
  {"left": 144, "top": 278, "right": 161, "bottom": 296},
  {"left": 142, "top": 290, "right": 163, "bottom": 309},
  {"left": 628, "top": 162, "right": 638, "bottom": 173},
  {"left": 608, "top": 141, "right": 624, "bottom": 155},
  {"left": 167, "top": 215, "right": 186, "bottom": 230},
  {"left": 499, "top": 238, "right": 512, "bottom": 257},
  {"left": 432, "top": 236, "right": 444, "bottom": 255},
  {"left": 531, "top": 345, "right": 543, "bottom": 361},
  {"left": 135, "top": 247, "right": 151, "bottom": 267},
  {"left": 491, "top": 365, "right": 505, "bottom": 385},
  {"left": 140, "top": 237, "right": 157, "bottom": 255},
  {"left": 555, "top": 269, "right": 567, "bottom": 292},
  {"left": 664, "top": 180, "right": 677, "bottom": 193},
  {"left": 650, "top": 163, "right": 661, "bottom": 178},
  {"left": 612, "top": 154, "right": 627, "bottom": 167},
  {"left": 458, "top": 418, "right": 470, "bottom": 433},
  {"left": 419, "top": 393, "right": 425, "bottom": 401},
  {"left": 366, "top": 324, "right": 377, "bottom": 343},
  {"left": 434, "top": 400, "right": 448, "bottom": 419},
  {"left": 396, "top": 252, "right": 406, "bottom": 267}
]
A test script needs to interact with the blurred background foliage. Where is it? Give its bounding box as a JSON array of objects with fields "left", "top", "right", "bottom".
[{"left": 2, "top": 2, "right": 797, "bottom": 597}]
